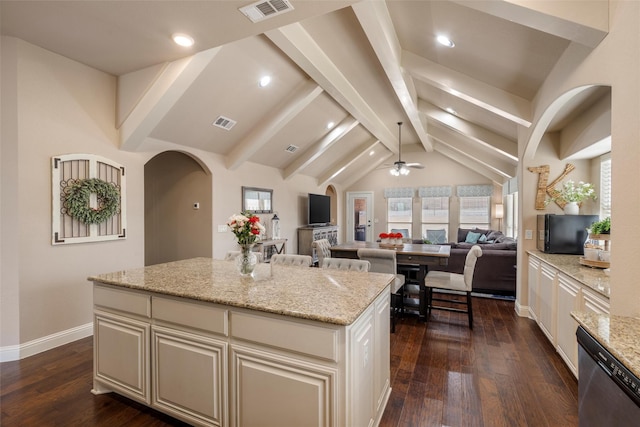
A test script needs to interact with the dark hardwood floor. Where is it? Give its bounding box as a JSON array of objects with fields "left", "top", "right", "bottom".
[{"left": 1, "top": 296, "right": 578, "bottom": 426}]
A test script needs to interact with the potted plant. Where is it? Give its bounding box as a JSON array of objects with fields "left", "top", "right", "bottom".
[
  {"left": 550, "top": 180, "right": 597, "bottom": 214},
  {"left": 590, "top": 217, "right": 611, "bottom": 235}
]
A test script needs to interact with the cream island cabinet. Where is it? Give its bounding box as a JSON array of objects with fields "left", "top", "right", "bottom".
[
  {"left": 526, "top": 251, "right": 610, "bottom": 378},
  {"left": 89, "top": 258, "right": 394, "bottom": 427}
]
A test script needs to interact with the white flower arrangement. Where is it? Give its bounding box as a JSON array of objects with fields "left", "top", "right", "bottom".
[{"left": 552, "top": 180, "right": 597, "bottom": 203}]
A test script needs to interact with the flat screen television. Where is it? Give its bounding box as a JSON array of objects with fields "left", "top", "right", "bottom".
[{"left": 308, "top": 193, "right": 331, "bottom": 226}]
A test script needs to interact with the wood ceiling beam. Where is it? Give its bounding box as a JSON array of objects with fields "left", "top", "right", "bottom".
[
  {"left": 421, "top": 101, "right": 519, "bottom": 162},
  {"left": 317, "top": 139, "right": 383, "bottom": 186},
  {"left": 119, "top": 47, "right": 221, "bottom": 151},
  {"left": 225, "top": 80, "right": 323, "bottom": 170},
  {"left": 428, "top": 123, "right": 516, "bottom": 179},
  {"left": 352, "top": 0, "right": 433, "bottom": 152},
  {"left": 266, "top": 23, "right": 398, "bottom": 154},
  {"left": 405, "top": 51, "right": 532, "bottom": 127},
  {"left": 283, "top": 117, "right": 359, "bottom": 180},
  {"left": 452, "top": 0, "right": 608, "bottom": 48},
  {"left": 433, "top": 141, "right": 508, "bottom": 184}
]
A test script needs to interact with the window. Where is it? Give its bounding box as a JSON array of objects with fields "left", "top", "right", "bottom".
[
  {"left": 600, "top": 153, "right": 611, "bottom": 218},
  {"left": 387, "top": 197, "right": 412, "bottom": 238},
  {"left": 421, "top": 196, "right": 449, "bottom": 243},
  {"left": 459, "top": 196, "right": 490, "bottom": 229}
]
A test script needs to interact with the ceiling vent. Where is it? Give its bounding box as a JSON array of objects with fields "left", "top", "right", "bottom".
[
  {"left": 239, "top": 0, "right": 294, "bottom": 23},
  {"left": 212, "top": 116, "right": 237, "bottom": 130},
  {"left": 285, "top": 144, "right": 298, "bottom": 153}
]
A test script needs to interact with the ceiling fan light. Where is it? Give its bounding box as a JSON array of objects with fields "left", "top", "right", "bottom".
[
  {"left": 401, "top": 166, "right": 410, "bottom": 175},
  {"left": 390, "top": 167, "right": 400, "bottom": 177}
]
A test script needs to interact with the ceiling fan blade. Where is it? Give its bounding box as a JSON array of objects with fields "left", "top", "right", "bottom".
[{"left": 406, "top": 163, "right": 424, "bottom": 169}]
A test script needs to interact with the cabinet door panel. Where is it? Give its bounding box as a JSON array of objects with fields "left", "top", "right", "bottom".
[
  {"left": 557, "top": 274, "right": 580, "bottom": 377},
  {"left": 538, "top": 264, "right": 557, "bottom": 344},
  {"left": 152, "top": 326, "right": 227, "bottom": 426},
  {"left": 528, "top": 257, "right": 540, "bottom": 321},
  {"left": 94, "top": 311, "right": 150, "bottom": 403},
  {"left": 231, "top": 345, "right": 336, "bottom": 427}
]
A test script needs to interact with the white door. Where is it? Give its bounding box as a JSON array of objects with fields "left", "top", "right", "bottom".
[{"left": 346, "top": 192, "right": 374, "bottom": 242}]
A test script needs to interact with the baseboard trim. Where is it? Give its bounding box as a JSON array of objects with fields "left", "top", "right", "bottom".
[
  {"left": 0, "top": 322, "right": 93, "bottom": 362},
  {"left": 515, "top": 300, "right": 531, "bottom": 318}
]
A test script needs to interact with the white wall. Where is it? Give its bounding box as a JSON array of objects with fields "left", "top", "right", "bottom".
[{"left": 519, "top": 0, "right": 640, "bottom": 317}]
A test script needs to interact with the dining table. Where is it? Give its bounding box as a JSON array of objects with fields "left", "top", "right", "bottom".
[{"left": 330, "top": 242, "right": 451, "bottom": 320}]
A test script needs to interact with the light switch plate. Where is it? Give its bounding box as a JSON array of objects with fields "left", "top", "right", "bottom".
[
  {"left": 525, "top": 229, "right": 533, "bottom": 240},
  {"left": 218, "top": 225, "right": 228, "bottom": 233}
]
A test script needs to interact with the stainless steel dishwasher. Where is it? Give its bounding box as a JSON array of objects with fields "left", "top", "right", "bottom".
[{"left": 577, "top": 326, "right": 640, "bottom": 426}]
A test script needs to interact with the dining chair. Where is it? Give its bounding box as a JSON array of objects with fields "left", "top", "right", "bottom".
[
  {"left": 424, "top": 244, "right": 482, "bottom": 329},
  {"left": 270, "top": 254, "right": 313, "bottom": 267},
  {"left": 321, "top": 258, "right": 370, "bottom": 272},
  {"left": 312, "top": 238, "right": 332, "bottom": 267},
  {"left": 356, "top": 248, "right": 405, "bottom": 333},
  {"left": 224, "top": 251, "right": 264, "bottom": 263}
]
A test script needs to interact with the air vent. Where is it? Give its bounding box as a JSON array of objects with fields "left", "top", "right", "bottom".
[
  {"left": 285, "top": 144, "right": 298, "bottom": 153},
  {"left": 212, "top": 116, "right": 237, "bottom": 130},
  {"left": 239, "top": 0, "right": 294, "bottom": 23}
]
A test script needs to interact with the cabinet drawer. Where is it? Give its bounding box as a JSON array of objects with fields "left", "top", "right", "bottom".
[
  {"left": 231, "top": 311, "right": 338, "bottom": 361},
  {"left": 94, "top": 284, "right": 151, "bottom": 318},
  {"left": 153, "top": 296, "right": 228, "bottom": 336}
]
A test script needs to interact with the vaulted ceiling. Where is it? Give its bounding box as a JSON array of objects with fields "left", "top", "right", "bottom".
[{"left": 1, "top": 0, "right": 610, "bottom": 187}]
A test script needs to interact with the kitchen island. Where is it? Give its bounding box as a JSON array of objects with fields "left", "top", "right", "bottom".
[{"left": 88, "top": 258, "right": 394, "bottom": 427}]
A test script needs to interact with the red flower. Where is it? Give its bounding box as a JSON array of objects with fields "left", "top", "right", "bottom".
[
  {"left": 251, "top": 228, "right": 260, "bottom": 235},
  {"left": 379, "top": 233, "right": 389, "bottom": 238},
  {"left": 393, "top": 233, "right": 403, "bottom": 239},
  {"left": 248, "top": 216, "right": 260, "bottom": 223}
]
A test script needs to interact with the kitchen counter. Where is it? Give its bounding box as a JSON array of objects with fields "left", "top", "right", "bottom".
[
  {"left": 88, "top": 257, "right": 393, "bottom": 325},
  {"left": 571, "top": 311, "right": 640, "bottom": 379},
  {"left": 89, "top": 257, "right": 393, "bottom": 426},
  {"left": 528, "top": 250, "right": 610, "bottom": 298}
]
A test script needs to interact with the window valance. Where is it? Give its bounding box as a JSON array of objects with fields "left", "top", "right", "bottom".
[
  {"left": 384, "top": 187, "right": 414, "bottom": 198},
  {"left": 418, "top": 186, "right": 452, "bottom": 198},
  {"left": 457, "top": 184, "right": 493, "bottom": 197}
]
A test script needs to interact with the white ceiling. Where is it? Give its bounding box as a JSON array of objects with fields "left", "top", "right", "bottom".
[{"left": 0, "top": 0, "right": 611, "bottom": 187}]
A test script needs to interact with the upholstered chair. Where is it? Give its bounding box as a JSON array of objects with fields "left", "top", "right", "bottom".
[
  {"left": 270, "top": 254, "right": 313, "bottom": 267},
  {"left": 424, "top": 244, "right": 482, "bottom": 328},
  {"left": 312, "top": 239, "right": 332, "bottom": 267},
  {"left": 224, "top": 251, "right": 264, "bottom": 263},
  {"left": 356, "top": 248, "right": 405, "bottom": 332},
  {"left": 321, "top": 258, "right": 370, "bottom": 272}
]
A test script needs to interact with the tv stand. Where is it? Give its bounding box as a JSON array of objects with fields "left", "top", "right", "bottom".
[{"left": 298, "top": 225, "right": 338, "bottom": 264}]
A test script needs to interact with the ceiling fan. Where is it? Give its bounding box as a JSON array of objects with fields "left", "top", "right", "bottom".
[{"left": 388, "top": 122, "right": 424, "bottom": 176}]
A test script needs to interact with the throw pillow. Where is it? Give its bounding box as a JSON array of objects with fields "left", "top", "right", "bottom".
[
  {"left": 465, "top": 231, "right": 482, "bottom": 243},
  {"left": 478, "top": 234, "right": 488, "bottom": 243},
  {"left": 487, "top": 230, "right": 504, "bottom": 241}
]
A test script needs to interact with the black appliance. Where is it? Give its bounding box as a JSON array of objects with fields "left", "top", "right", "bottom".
[
  {"left": 536, "top": 214, "right": 598, "bottom": 254},
  {"left": 577, "top": 326, "right": 640, "bottom": 426},
  {"left": 307, "top": 193, "right": 331, "bottom": 226}
]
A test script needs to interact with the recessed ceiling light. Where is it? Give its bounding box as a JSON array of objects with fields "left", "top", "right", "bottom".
[
  {"left": 172, "top": 33, "right": 194, "bottom": 47},
  {"left": 446, "top": 107, "right": 457, "bottom": 115},
  {"left": 369, "top": 150, "right": 375, "bottom": 156},
  {"left": 327, "top": 122, "right": 335, "bottom": 129},
  {"left": 436, "top": 35, "right": 455, "bottom": 48},
  {"left": 259, "top": 75, "right": 271, "bottom": 87}
]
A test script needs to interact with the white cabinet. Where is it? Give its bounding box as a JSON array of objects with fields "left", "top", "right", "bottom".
[
  {"left": 92, "top": 285, "right": 151, "bottom": 404},
  {"left": 556, "top": 273, "right": 581, "bottom": 377},
  {"left": 538, "top": 263, "right": 557, "bottom": 344},
  {"left": 527, "top": 254, "right": 610, "bottom": 379},
  {"left": 93, "top": 282, "right": 390, "bottom": 427},
  {"left": 528, "top": 257, "right": 540, "bottom": 321},
  {"left": 582, "top": 287, "right": 610, "bottom": 314}
]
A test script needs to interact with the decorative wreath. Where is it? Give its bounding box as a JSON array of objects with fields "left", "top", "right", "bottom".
[{"left": 65, "top": 178, "right": 120, "bottom": 224}]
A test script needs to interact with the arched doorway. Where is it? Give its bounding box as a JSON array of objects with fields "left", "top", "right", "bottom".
[{"left": 144, "top": 151, "right": 212, "bottom": 265}]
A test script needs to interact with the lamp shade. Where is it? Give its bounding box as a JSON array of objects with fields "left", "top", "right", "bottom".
[{"left": 495, "top": 204, "right": 504, "bottom": 219}]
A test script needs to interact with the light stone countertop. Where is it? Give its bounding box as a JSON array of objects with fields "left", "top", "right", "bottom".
[
  {"left": 88, "top": 257, "right": 394, "bottom": 326},
  {"left": 571, "top": 311, "right": 640, "bottom": 379},
  {"left": 527, "top": 250, "right": 610, "bottom": 298}
]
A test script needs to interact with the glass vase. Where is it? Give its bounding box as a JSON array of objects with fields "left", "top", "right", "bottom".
[{"left": 236, "top": 244, "right": 257, "bottom": 276}]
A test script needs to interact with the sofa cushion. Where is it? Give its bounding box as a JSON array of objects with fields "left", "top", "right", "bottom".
[
  {"left": 457, "top": 227, "right": 490, "bottom": 243},
  {"left": 487, "top": 230, "right": 503, "bottom": 241},
  {"left": 465, "top": 231, "right": 482, "bottom": 243}
]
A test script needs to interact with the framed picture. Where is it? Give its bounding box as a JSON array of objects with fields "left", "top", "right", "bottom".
[{"left": 242, "top": 186, "right": 273, "bottom": 214}]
